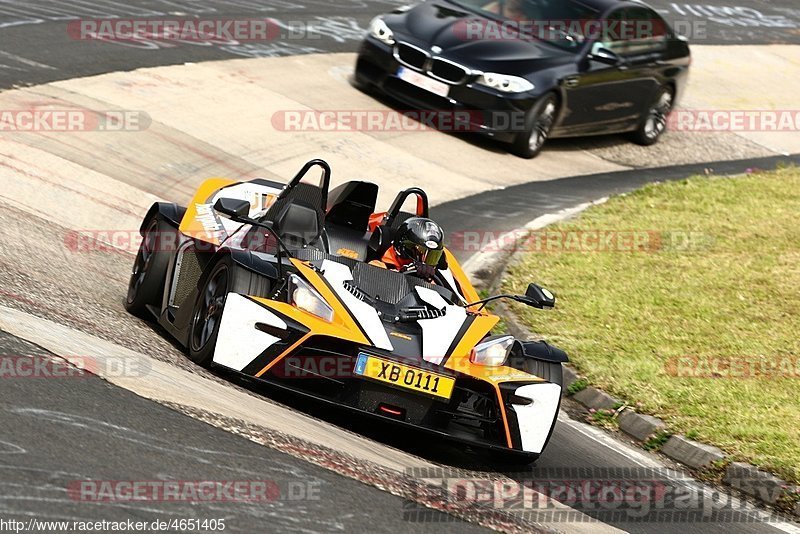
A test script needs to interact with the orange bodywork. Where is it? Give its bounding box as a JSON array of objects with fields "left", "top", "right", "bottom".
[{"left": 178, "top": 178, "right": 236, "bottom": 245}]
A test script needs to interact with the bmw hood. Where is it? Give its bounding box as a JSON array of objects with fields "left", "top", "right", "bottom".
[{"left": 386, "top": 1, "right": 573, "bottom": 73}]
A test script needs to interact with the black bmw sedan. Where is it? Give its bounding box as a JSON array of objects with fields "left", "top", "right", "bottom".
[{"left": 355, "top": 0, "right": 691, "bottom": 158}]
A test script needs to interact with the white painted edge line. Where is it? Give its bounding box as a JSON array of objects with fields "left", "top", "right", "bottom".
[
  {"left": 557, "top": 413, "right": 800, "bottom": 534},
  {"left": 461, "top": 198, "right": 609, "bottom": 284}
]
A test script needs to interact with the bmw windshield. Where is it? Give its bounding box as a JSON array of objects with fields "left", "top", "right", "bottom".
[{"left": 448, "top": 0, "right": 601, "bottom": 51}]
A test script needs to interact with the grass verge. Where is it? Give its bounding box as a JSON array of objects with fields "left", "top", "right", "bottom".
[{"left": 503, "top": 166, "right": 800, "bottom": 483}]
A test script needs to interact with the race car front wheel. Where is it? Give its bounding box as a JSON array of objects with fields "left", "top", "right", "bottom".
[
  {"left": 188, "top": 256, "right": 272, "bottom": 367},
  {"left": 125, "top": 218, "right": 171, "bottom": 319}
]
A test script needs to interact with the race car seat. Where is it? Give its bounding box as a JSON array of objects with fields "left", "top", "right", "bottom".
[
  {"left": 325, "top": 181, "right": 379, "bottom": 261},
  {"left": 245, "top": 160, "right": 331, "bottom": 252},
  {"left": 273, "top": 200, "right": 320, "bottom": 248}
]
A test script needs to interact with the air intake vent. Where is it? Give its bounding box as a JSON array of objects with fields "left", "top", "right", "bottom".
[
  {"left": 343, "top": 281, "right": 369, "bottom": 302},
  {"left": 395, "top": 42, "right": 429, "bottom": 70},
  {"left": 430, "top": 58, "right": 469, "bottom": 84},
  {"left": 171, "top": 248, "right": 202, "bottom": 308}
]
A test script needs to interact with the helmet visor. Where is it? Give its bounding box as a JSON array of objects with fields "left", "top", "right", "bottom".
[{"left": 413, "top": 242, "right": 443, "bottom": 267}]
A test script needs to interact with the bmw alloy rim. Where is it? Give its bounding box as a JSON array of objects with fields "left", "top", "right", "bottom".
[
  {"left": 529, "top": 100, "right": 556, "bottom": 151},
  {"left": 644, "top": 90, "right": 673, "bottom": 139}
]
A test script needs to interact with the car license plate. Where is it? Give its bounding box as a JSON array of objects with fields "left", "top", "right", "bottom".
[
  {"left": 354, "top": 353, "right": 455, "bottom": 400},
  {"left": 396, "top": 66, "right": 450, "bottom": 98}
]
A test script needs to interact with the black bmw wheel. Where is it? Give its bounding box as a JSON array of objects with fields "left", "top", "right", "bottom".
[
  {"left": 630, "top": 86, "right": 674, "bottom": 146},
  {"left": 125, "top": 218, "right": 170, "bottom": 318},
  {"left": 511, "top": 94, "right": 558, "bottom": 159}
]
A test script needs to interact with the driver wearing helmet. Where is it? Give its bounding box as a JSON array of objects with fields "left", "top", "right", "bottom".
[{"left": 371, "top": 217, "right": 445, "bottom": 281}]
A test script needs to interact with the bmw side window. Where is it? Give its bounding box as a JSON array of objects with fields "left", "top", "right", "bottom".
[
  {"left": 597, "top": 9, "right": 628, "bottom": 56},
  {"left": 622, "top": 7, "right": 668, "bottom": 57}
]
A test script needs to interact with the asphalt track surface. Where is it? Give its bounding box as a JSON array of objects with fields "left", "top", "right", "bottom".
[
  {"left": 0, "top": 332, "right": 486, "bottom": 533},
  {"left": 1, "top": 1, "right": 799, "bottom": 533},
  {"left": 0, "top": 0, "right": 799, "bottom": 89}
]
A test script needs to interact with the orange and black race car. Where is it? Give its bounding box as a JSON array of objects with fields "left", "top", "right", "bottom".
[{"left": 125, "top": 159, "right": 568, "bottom": 463}]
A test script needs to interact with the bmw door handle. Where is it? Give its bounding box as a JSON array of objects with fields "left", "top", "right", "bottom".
[{"left": 564, "top": 76, "right": 579, "bottom": 88}]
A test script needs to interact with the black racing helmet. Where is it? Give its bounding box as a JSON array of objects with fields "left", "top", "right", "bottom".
[{"left": 393, "top": 217, "right": 445, "bottom": 267}]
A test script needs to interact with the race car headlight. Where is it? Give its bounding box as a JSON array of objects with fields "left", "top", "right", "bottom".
[
  {"left": 289, "top": 275, "right": 334, "bottom": 323},
  {"left": 368, "top": 17, "right": 395, "bottom": 45},
  {"left": 470, "top": 336, "right": 515, "bottom": 366},
  {"left": 476, "top": 73, "right": 534, "bottom": 93}
]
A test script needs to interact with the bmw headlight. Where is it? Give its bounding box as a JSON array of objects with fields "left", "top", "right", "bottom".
[
  {"left": 368, "top": 17, "right": 395, "bottom": 45},
  {"left": 476, "top": 73, "right": 534, "bottom": 93},
  {"left": 289, "top": 275, "right": 334, "bottom": 322},
  {"left": 470, "top": 336, "right": 515, "bottom": 366},
  {"left": 392, "top": 4, "right": 415, "bottom": 13}
]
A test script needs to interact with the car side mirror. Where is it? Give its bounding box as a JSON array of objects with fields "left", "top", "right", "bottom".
[
  {"left": 213, "top": 198, "right": 251, "bottom": 220},
  {"left": 588, "top": 45, "right": 622, "bottom": 65},
  {"left": 523, "top": 283, "right": 556, "bottom": 309}
]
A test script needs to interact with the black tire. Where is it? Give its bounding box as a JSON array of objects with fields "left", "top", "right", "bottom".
[
  {"left": 125, "top": 218, "right": 173, "bottom": 319},
  {"left": 187, "top": 256, "right": 272, "bottom": 367},
  {"left": 630, "top": 86, "right": 674, "bottom": 146},
  {"left": 510, "top": 94, "right": 558, "bottom": 159}
]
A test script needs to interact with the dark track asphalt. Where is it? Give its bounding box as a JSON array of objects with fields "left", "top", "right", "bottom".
[
  {"left": 1, "top": 0, "right": 799, "bottom": 89},
  {"left": 0, "top": 332, "right": 487, "bottom": 533}
]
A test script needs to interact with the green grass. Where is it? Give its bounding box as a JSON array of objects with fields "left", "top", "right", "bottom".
[{"left": 503, "top": 166, "right": 800, "bottom": 482}]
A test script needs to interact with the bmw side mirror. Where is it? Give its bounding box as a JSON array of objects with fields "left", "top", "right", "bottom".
[
  {"left": 588, "top": 45, "right": 622, "bottom": 65},
  {"left": 523, "top": 283, "right": 556, "bottom": 309},
  {"left": 213, "top": 198, "right": 251, "bottom": 220}
]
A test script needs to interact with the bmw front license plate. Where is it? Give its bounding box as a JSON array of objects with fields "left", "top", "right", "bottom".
[
  {"left": 396, "top": 66, "right": 450, "bottom": 98},
  {"left": 354, "top": 353, "right": 455, "bottom": 400}
]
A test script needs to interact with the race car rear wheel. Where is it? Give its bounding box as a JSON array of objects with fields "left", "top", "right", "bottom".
[
  {"left": 125, "top": 218, "right": 171, "bottom": 319},
  {"left": 188, "top": 256, "right": 272, "bottom": 367}
]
